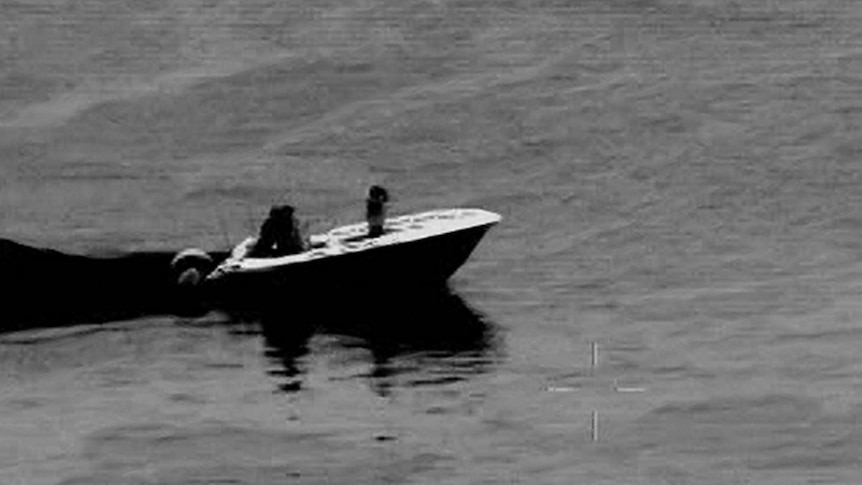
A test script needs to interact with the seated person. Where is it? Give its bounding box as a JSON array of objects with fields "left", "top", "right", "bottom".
[
  {"left": 248, "top": 204, "right": 306, "bottom": 257},
  {"left": 366, "top": 185, "right": 389, "bottom": 238}
]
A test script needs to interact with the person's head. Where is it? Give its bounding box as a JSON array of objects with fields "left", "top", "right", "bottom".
[
  {"left": 269, "top": 205, "right": 296, "bottom": 227},
  {"left": 269, "top": 204, "right": 294, "bottom": 217},
  {"left": 368, "top": 185, "right": 389, "bottom": 203}
]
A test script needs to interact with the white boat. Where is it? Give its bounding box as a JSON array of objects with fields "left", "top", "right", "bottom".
[{"left": 201, "top": 208, "right": 501, "bottom": 296}]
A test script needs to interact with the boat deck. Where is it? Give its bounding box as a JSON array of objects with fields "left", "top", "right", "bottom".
[{"left": 220, "top": 208, "right": 501, "bottom": 272}]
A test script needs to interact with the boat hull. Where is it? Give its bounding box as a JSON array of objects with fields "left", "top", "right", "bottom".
[{"left": 206, "top": 222, "right": 495, "bottom": 303}]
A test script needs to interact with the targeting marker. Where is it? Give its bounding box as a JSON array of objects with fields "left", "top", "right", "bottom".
[
  {"left": 545, "top": 340, "right": 651, "bottom": 443},
  {"left": 613, "top": 378, "right": 645, "bottom": 393},
  {"left": 546, "top": 386, "right": 578, "bottom": 393}
]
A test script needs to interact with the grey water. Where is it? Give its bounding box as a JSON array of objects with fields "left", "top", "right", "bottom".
[{"left": 5, "top": 1, "right": 862, "bottom": 483}]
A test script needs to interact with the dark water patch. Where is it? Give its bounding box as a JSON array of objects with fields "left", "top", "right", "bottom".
[
  {"left": 647, "top": 394, "right": 819, "bottom": 424},
  {"left": 774, "top": 326, "right": 862, "bottom": 343},
  {"left": 4, "top": 397, "right": 43, "bottom": 412},
  {"left": 0, "top": 72, "right": 67, "bottom": 106},
  {"left": 84, "top": 422, "right": 336, "bottom": 454},
  {"left": 0, "top": 238, "right": 229, "bottom": 331},
  {"left": 228, "top": 287, "right": 503, "bottom": 396},
  {"left": 741, "top": 412, "right": 862, "bottom": 471},
  {"left": 753, "top": 453, "right": 855, "bottom": 471},
  {"left": 37, "top": 161, "right": 167, "bottom": 182},
  {"left": 70, "top": 420, "right": 449, "bottom": 485},
  {"left": 201, "top": 361, "right": 245, "bottom": 370},
  {"left": 623, "top": 393, "right": 827, "bottom": 460},
  {"left": 624, "top": 281, "right": 833, "bottom": 324},
  {"left": 652, "top": 364, "right": 698, "bottom": 378},
  {"left": 167, "top": 392, "right": 206, "bottom": 405},
  {"left": 182, "top": 183, "right": 286, "bottom": 202},
  {"left": 407, "top": 375, "right": 465, "bottom": 387},
  {"left": 70, "top": 423, "right": 343, "bottom": 484}
]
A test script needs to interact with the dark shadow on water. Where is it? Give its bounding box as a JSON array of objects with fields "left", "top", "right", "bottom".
[
  {"left": 0, "top": 238, "right": 228, "bottom": 332},
  {"left": 224, "top": 287, "right": 503, "bottom": 396}
]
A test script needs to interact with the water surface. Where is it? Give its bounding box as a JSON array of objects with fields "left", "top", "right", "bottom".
[{"left": 5, "top": 1, "right": 862, "bottom": 483}]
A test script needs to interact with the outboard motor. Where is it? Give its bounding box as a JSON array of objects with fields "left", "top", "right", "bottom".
[{"left": 170, "top": 248, "right": 214, "bottom": 288}]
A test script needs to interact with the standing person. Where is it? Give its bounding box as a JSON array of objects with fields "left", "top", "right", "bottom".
[
  {"left": 366, "top": 185, "right": 389, "bottom": 237},
  {"left": 250, "top": 204, "right": 306, "bottom": 257}
]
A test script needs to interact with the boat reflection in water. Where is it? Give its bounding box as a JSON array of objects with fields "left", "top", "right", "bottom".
[{"left": 227, "top": 286, "right": 502, "bottom": 396}]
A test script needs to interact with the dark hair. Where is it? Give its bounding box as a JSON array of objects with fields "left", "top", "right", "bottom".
[
  {"left": 269, "top": 204, "right": 295, "bottom": 218},
  {"left": 368, "top": 185, "right": 389, "bottom": 202}
]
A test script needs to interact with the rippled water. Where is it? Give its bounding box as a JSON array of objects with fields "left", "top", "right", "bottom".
[
  {"left": 0, "top": 285, "right": 512, "bottom": 485},
  {"left": 5, "top": 1, "right": 862, "bottom": 483},
  {"left": 7, "top": 250, "right": 862, "bottom": 484}
]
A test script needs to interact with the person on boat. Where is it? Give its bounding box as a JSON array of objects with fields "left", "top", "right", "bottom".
[
  {"left": 366, "top": 185, "right": 389, "bottom": 238},
  {"left": 249, "top": 204, "right": 306, "bottom": 257}
]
